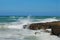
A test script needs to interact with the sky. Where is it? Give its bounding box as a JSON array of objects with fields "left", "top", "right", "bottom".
[{"left": 0, "top": 0, "right": 60, "bottom": 16}]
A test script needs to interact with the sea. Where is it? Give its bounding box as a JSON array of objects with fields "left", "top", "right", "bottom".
[{"left": 0, "top": 16, "right": 60, "bottom": 40}]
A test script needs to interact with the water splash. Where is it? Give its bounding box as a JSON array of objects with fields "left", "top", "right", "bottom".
[
  {"left": 0, "top": 16, "right": 59, "bottom": 29},
  {"left": 0, "top": 16, "right": 32, "bottom": 29},
  {"left": 0, "top": 16, "right": 60, "bottom": 40}
]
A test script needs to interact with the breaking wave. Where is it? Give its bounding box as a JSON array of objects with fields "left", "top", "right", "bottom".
[
  {"left": 0, "top": 16, "right": 60, "bottom": 40},
  {"left": 0, "top": 16, "right": 59, "bottom": 29}
]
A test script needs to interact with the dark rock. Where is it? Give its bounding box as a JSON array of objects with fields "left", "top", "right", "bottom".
[
  {"left": 29, "top": 23, "right": 49, "bottom": 30},
  {"left": 23, "top": 25, "right": 28, "bottom": 29},
  {"left": 28, "top": 21, "right": 60, "bottom": 36}
]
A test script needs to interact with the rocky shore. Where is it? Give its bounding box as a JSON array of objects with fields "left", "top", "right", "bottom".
[{"left": 24, "top": 21, "right": 60, "bottom": 36}]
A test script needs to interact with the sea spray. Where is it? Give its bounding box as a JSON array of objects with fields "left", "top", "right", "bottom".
[
  {"left": 0, "top": 16, "right": 60, "bottom": 40},
  {"left": 0, "top": 16, "right": 59, "bottom": 29}
]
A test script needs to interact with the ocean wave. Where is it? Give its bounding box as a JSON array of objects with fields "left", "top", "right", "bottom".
[{"left": 0, "top": 16, "right": 60, "bottom": 29}]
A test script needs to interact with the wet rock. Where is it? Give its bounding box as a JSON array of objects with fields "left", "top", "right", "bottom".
[
  {"left": 28, "top": 21, "right": 60, "bottom": 36},
  {"left": 28, "top": 23, "right": 49, "bottom": 30},
  {"left": 23, "top": 25, "right": 27, "bottom": 29}
]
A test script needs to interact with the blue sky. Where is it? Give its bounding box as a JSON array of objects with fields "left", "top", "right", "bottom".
[{"left": 0, "top": 0, "right": 60, "bottom": 16}]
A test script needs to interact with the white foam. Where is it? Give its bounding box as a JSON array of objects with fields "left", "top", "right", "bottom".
[
  {"left": 0, "top": 16, "right": 60, "bottom": 40},
  {"left": 40, "top": 18, "right": 58, "bottom": 22},
  {"left": 0, "top": 16, "right": 59, "bottom": 29},
  {"left": 20, "top": 29, "right": 60, "bottom": 40}
]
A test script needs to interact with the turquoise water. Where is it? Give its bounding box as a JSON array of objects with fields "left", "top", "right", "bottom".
[
  {"left": 0, "top": 16, "right": 60, "bottom": 23},
  {"left": 0, "top": 16, "right": 60, "bottom": 40}
]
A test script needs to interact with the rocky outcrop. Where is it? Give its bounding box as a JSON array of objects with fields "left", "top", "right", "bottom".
[
  {"left": 28, "top": 21, "right": 60, "bottom": 29},
  {"left": 28, "top": 21, "right": 60, "bottom": 36},
  {"left": 28, "top": 23, "right": 49, "bottom": 30},
  {"left": 23, "top": 21, "right": 60, "bottom": 36}
]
